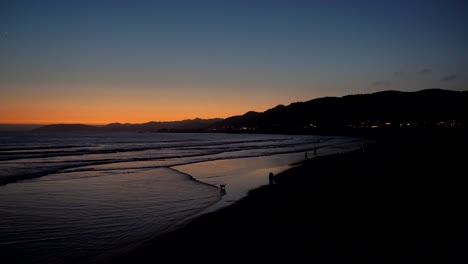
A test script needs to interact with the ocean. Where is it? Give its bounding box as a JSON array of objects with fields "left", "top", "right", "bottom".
[{"left": 0, "top": 132, "right": 363, "bottom": 263}]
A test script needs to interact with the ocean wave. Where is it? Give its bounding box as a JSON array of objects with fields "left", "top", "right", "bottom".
[{"left": 0, "top": 134, "right": 357, "bottom": 186}]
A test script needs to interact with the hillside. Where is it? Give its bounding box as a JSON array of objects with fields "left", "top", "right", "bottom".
[
  {"left": 34, "top": 89, "right": 467, "bottom": 133},
  {"left": 33, "top": 124, "right": 100, "bottom": 133},
  {"left": 34, "top": 118, "right": 222, "bottom": 133},
  {"left": 211, "top": 89, "right": 467, "bottom": 133}
]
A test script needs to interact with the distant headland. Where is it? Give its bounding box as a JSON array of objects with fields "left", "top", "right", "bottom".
[{"left": 33, "top": 89, "right": 467, "bottom": 134}]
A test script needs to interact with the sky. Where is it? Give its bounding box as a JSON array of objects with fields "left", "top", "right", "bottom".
[{"left": 1, "top": 0, "right": 467, "bottom": 124}]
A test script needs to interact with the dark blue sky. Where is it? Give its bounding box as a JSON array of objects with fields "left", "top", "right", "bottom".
[{"left": 1, "top": 0, "right": 467, "bottom": 123}]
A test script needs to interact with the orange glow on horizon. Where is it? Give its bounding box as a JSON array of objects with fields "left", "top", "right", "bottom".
[
  {"left": 0, "top": 83, "right": 320, "bottom": 125},
  {"left": 0, "top": 105, "right": 262, "bottom": 125},
  {"left": 0, "top": 92, "right": 282, "bottom": 125}
]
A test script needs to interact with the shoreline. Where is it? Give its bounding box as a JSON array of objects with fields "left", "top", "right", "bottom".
[
  {"left": 111, "top": 129, "right": 467, "bottom": 263},
  {"left": 1, "top": 133, "right": 364, "bottom": 264},
  {"left": 125, "top": 144, "right": 365, "bottom": 253},
  {"left": 177, "top": 142, "right": 364, "bottom": 216}
]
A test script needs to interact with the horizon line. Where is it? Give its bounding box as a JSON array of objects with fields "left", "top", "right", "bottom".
[
  {"left": 1, "top": 88, "right": 465, "bottom": 126},
  {"left": 0, "top": 117, "right": 226, "bottom": 126}
]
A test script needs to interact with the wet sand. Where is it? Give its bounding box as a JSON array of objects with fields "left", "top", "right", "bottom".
[{"left": 112, "top": 129, "right": 467, "bottom": 263}]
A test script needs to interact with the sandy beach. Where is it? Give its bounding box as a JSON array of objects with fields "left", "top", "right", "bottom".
[
  {"left": 2, "top": 1, "right": 467, "bottom": 263},
  {"left": 111, "top": 128, "right": 467, "bottom": 263}
]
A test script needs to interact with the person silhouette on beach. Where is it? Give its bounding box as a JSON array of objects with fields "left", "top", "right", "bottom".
[
  {"left": 219, "top": 184, "right": 226, "bottom": 195},
  {"left": 269, "top": 172, "right": 275, "bottom": 184},
  {"left": 305, "top": 152, "right": 308, "bottom": 159}
]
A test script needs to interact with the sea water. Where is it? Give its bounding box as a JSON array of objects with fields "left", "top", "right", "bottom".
[{"left": 0, "top": 132, "right": 363, "bottom": 263}]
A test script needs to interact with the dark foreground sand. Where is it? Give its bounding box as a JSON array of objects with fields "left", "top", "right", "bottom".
[{"left": 112, "top": 129, "right": 467, "bottom": 264}]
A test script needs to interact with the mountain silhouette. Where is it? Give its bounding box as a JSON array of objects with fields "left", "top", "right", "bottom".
[
  {"left": 34, "top": 118, "right": 223, "bottom": 133},
  {"left": 34, "top": 89, "right": 467, "bottom": 133},
  {"left": 33, "top": 124, "right": 100, "bottom": 132},
  {"left": 211, "top": 89, "right": 467, "bottom": 133}
]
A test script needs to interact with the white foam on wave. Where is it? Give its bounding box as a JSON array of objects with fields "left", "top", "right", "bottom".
[
  {"left": 0, "top": 132, "right": 364, "bottom": 264},
  {"left": 0, "top": 167, "right": 221, "bottom": 264}
]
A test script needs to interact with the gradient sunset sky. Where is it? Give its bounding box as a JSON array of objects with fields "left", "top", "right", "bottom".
[{"left": 1, "top": 0, "right": 467, "bottom": 124}]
